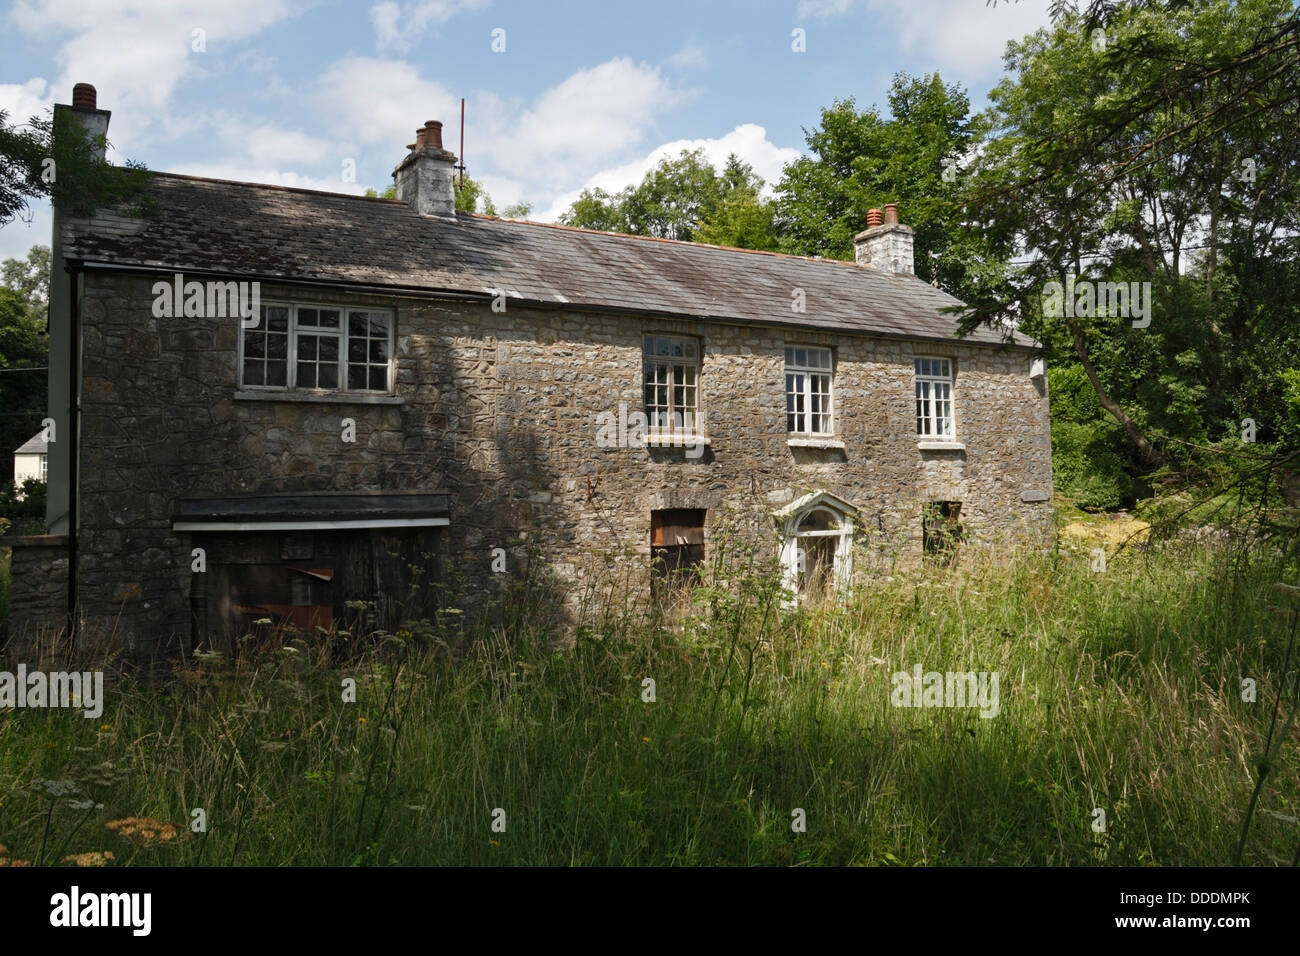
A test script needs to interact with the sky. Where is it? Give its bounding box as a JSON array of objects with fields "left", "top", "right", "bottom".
[{"left": 0, "top": 0, "right": 1054, "bottom": 261}]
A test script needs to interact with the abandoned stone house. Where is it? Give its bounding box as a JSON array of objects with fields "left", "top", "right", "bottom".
[{"left": 4, "top": 85, "right": 1053, "bottom": 658}]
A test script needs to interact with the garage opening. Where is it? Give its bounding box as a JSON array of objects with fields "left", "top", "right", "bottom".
[{"left": 175, "top": 492, "right": 448, "bottom": 653}]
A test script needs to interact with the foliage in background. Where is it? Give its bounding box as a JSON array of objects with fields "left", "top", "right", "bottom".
[
  {"left": 0, "top": 246, "right": 49, "bottom": 462},
  {"left": 560, "top": 150, "right": 779, "bottom": 250},
  {"left": 774, "top": 74, "right": 993, "bottom": 301},
  {"left": 0, "top": 107, "right": 153, "bottom": 227},
  {"left": 957, "top": 0, "right": 1300, "bottom": 483}
]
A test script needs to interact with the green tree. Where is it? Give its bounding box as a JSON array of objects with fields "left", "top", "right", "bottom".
[
  {"left": 2, "top": 245, "right": 50, "bottom": 325},
  {"left": 774, "top": 73, "right": 980, "bottom": 292},
  {"left": 0, "top": 107, "right": 152, "bottom": 226},
  {"left": 560, "top": 150, "right": 778, "bottom": 249},
  {"left": 958, "top": 0, "right": 1300, "bottom": 471},
  {"left": 0, "top": 286, "right": 47, "bottom": 462},
  {"left": 559, "top": 187, "right": 625, "bottom": 232},
  {"left": 453, "top": 174, "right": 496, "bottom": 215},
  {"left": 366, "top": 174, "right": 501, "bottom": 215}
]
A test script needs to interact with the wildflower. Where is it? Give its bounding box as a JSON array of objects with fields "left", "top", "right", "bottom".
[
  {"left": 105, "top": 817, "right": 193, "bottom": 848},
  {"left": 63, "top": 851, "right": 114, "bottom": 867},
  {"left": 489, "top": 840, "right": 500, "bottom": 847},
  {"left": 641, "top": 736, "right": 650, "bottom": 743},
  {"left": 31, "top": 779, "right": 83, "bottom": 799},
  {"left": 359, "top": 717, "right": 367, "bottom": 724}
]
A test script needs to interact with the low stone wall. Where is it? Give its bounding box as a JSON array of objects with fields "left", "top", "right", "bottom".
[{"left": 2, "top": 535, "right": 69, "bottom": 655}]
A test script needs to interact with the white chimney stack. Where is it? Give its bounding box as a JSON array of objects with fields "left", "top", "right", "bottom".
[
  {"left": 393, "top": 120, "right": 458, "bottom": 219},
  {"left": 854, "top": 202, "right": 914, "bottom": 276},
  {"left": 61, "top": 83, "right": 110, "bottom": 163}
]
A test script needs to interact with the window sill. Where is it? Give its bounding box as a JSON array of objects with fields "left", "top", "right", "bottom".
[
  {"left": 234, "top": 390, "right": 404, "bottom": 405},
  {"left": 917, "top": 440, "right": 965, "bottom": 452},
  {"left": 643, "top": 432, "right": 711, "bottom": 448},
  {"left": 787, "top": 436, "right": 845, "bottom": 450}
]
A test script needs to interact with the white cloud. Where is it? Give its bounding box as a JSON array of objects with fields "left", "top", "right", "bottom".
[
  {"left": 316, "top": 55, "right": 686, "bottom": 193},
  {"left": 867, "top": 0, "right": 1052, "bottom": 78},
  {"left": 0, "top": 78, "right": 53, "bottom": 124},
  {"left": 368, "top": 0, "right": 491, "bottom": 50},
  {"left": 668, "top": 44, "right": 708, "bottom": 70},
  {"left": 243, "top": 124, "right": 339, "bottom": 166},
  {"left": 792, "top": 0, "right": 1053, "bottom": 80},
  {"left": 535, "top": 123, "right": 801, "bottom": 223},
  {"left": 497, "top": 58, "right": 686, "bottom": 182},
  {"left": 316, "top": 56, "right": 462, "bottom": 150},
  {"left": 0, "top": 206, "right": 52, "bottom": 262},
  {"left": 7, "top": 0, "right": 301, "bottom": 149},
  {"left": 795, "top": 0, "right": 857, "bottom": 18},
  {"left": 166, "top": 162, "right": 369, "bottom": 195}
]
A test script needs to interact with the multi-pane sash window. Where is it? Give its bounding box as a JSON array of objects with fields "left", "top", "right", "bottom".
[
  {"left": 241, "top": 303, "right": 393, "bottom": 393},
  {"left": 914, "top": 357, "right": 954, "bottom": 437},
  {"left": 785, "top": 347, "right": 833, "bottom": 434},
  {"left": 643, "top": 335, "right": 699, "bottom": 431}
]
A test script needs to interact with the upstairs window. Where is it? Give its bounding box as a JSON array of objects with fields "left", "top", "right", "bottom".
[
  {"left": 643, "top": 335, "right": 699, "bottom": 432},
  {"left": 785, "top": 347, "right": 833, "bottom": 435},
  {"left": 914, "top": 357, "right": 954, "bottom": 438},
  {"left": 240, "top": 303, "right": 393, "bottom": 393}
]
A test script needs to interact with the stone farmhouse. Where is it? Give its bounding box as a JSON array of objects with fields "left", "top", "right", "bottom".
[{"left": 4, "top": 85, "right": 1053, "bottom": 659}]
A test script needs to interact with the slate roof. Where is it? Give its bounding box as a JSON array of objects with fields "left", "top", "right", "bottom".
[
  {"left": 13, "top": 433, "right": 47, "bottom": 456},
  {"left": 62, "top": 172, "right": 1032, "bottom": 349}
]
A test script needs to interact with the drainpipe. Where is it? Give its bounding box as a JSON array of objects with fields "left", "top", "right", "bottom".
[{"left": 66, "top": 262, "right": 81, "bottom": 644}]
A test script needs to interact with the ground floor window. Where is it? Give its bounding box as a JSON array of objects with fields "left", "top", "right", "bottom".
[
  {"left": 923, "top": 501, "right": 963, "bottom": 566},
  {"left": 650, "top": 509, "right": 705, "bottom": 597}
]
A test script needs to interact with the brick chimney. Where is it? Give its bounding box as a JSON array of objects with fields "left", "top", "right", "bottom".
[
  {"left": 393, "top": 120, "right": 458, "bottom": 219},
  {"left": 58, "top": 82, "right": 111, "bottom": 162},
  {"left": 854, "top": 202, "right": 914, "bottom": 275}
]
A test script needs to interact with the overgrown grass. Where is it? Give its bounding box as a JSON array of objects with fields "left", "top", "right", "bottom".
[{"left": 1, "top": 536, "right": 1297, "bottom": 866}]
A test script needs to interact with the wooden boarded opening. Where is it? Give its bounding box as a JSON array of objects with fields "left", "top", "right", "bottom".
[
  {"left": 190, "top": 528, "right": 441, "bottom": 651},
  {"left": 650, "top": 509, "right": 705, "bottom": 597}
]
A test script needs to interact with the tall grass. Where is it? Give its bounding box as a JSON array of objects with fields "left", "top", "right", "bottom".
[{"left": 0, "top": 536, "right": 1296, "bottom": 866}]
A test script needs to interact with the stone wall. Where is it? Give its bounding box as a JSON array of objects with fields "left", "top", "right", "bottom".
[
  {"left": 64, "top": 271, "right": 1052, "bottom": 654},
  {"left": 3, "top": 535, "right": 69, "bottom": 654}
]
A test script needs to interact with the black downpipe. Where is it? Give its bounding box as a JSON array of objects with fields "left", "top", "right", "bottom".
[{"left": 66, "top": 263, "right": 80, "bottom": 644}]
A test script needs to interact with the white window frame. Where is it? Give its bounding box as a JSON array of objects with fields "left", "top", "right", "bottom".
[
  {"left": 238, "top": 301, "right": 395, "bottom": 394},
  {"left": 785, "top": 346, "right": 834, "bottom": 436},
  {"left": 914, "top": 356, "right": 955, "bottom": 438},
  {"left": 642, "top": 334, "right": 701, "bottom": 433}
]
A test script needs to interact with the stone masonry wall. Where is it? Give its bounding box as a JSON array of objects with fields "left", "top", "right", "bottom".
[
  {"left": 3, "top": 535, "right": 69, "bottom": 654},
  {"left": 69, "top": 272, "right": 1052, "bottom": 654}
]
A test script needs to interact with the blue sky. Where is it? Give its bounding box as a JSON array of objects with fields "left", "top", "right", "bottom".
[{"left": 0, "top": 0, "right": 1053, "bottom": 261}]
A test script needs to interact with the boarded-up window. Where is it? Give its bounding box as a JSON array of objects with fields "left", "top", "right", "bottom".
[
  {"left": 190, "top": 528, "right": 441, "bottom": 652},
  {"left": 227, "top": 564, "right": 335, "bottom": 633},
  {"left": 650, "top": 509, "right": 705, "bottom": 595},
  {"left": 923, "top": 501, "right": 963, "bottom": 565}
]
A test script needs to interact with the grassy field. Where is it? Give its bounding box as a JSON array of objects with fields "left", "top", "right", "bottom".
[{"left": 1, "top": 528, "right": 1297, "bottom": 867}]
